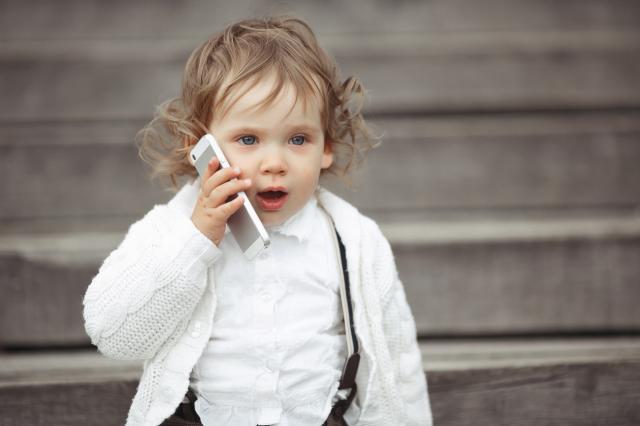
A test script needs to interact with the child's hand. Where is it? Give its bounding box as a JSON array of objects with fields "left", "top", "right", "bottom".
[{"left": 191, "top": 157, "right": 252, "bottom": 246}]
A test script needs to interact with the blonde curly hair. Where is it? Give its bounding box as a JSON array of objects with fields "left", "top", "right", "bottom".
[{"left": 136, "top": 15, "right": 381, "bottom": 192}]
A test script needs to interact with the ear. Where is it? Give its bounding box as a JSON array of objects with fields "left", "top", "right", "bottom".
[{"left": 321, "top": 139, "right": 334, "bottom": 170}]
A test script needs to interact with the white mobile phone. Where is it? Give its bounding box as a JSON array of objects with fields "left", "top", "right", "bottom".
[{"left": 189, "top": 134, "right": 270, "bottom": 260}]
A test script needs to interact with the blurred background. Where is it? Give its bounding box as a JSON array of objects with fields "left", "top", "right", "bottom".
[{"left": 1, "top": 0, "right": 640, "bottom": 424}]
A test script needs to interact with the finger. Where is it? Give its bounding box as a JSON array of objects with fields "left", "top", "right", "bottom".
[
  {"left": 206, "top": 193, "right": 245, "bottom": 221},
  {"left": 203, "top": 163, "right": 240, "bottom": 196},
  {"left": 208, "top": 177, "right": 251, "bottom": 207},
  {"left": 204, "top": 156, "right": 219, "bottom": 180}
]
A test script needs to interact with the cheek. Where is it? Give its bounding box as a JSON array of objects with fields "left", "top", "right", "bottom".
[
  {"left": 225, "top": 152, "right": 253, "bottom": 174},
  {"left": 296, "top": 162, "right": 322, "bottom": 186}
]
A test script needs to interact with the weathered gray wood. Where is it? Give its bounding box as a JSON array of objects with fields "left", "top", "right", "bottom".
[
  {"left": 2, "top": 31, "right": 639, "bottom": 120},
  {"left": 330, "top": 113, "right": 640, "bottom": 211},
  {"left": 0, "top": 133, "right": 171, "bottom": 222},
  {"left": 421, "top": 337, "right": 640, "bottom": 370},
  {"left": 1, "top": 0, "right": 639, "bottom": 39},
  {"left": 0, "top": 350, "right": 141, "bottom": 386},
  {"left": 1, "top": 113, "right": 639, "bottom": 222},
  {"left": 429, "top": 361, "right": 640, "bottom": 425},
  {"left": 399, "top": 237, "right": 640, "bottom": 335},
  {"left": 1, "top": 217, "right": 640, "bottom": 345},
  {"left": 0, "top": 381, "right": 136, "bottom": 426},
  {"left": 0, "top": 254, "right": 97, "bottom": 346},
  {"left": 2, "top": 340, "right": 640, "bottom": 425}
]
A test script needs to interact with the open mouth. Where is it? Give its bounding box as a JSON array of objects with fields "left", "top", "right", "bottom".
[{"left": 256, "top": 191, "right": 288, "bottom": 211}]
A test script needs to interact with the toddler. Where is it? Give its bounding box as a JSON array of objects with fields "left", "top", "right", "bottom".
[{"left": 83, "top": 15, "right": 432, "bottom": 426}]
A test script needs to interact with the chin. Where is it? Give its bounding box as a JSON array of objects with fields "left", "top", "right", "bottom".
[{"left": 259, "top": 213, "right": 286, "bottom": 228}]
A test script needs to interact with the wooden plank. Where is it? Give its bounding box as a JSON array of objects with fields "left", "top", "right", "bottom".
[
  {"left": 1, "top": 0, "right": 639, "bottom": 39},
  {"left": 421, "top": 337, "right": 640, "bottom": 370},
  {"left": 329, "top": 113, "right": 640, "bottom": 211},
  {"left": 429, "top": 361, "right": 640, "bottom": 425},
  {"left": 2, "top": 340, "right": 640, "bottom": 425},
  {"left": 0, "top": 136, "right": 173, "bottom": 222},
  {"left": 1, "top": 31, "right": 639, "bottom": 120},
  {"left": 1, "top": 113, "right": 640, "bottom": 221},
  {"left": 398, "top": 237, "right": 640, "bottom": 335},
  {"left": 1, "top": 219, "right": 640, "bottom": 345},
  {"left": 0, "top": 254, "right": 97, "bottom": 346},
  {"left": 0, "top": 380, "right": 136, "bottom": 426},
  {"left": 0, "top": 350, "right": 141, "bottom": 386}
]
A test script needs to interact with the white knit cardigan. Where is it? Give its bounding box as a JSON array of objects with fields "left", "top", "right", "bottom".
[{"left": 83, "top": 181, "right": 433, "bottom": 426}]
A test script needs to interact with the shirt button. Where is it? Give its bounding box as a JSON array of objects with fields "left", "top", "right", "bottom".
[{"left": 261, "top": 292, "right": 272, "bottom": 301}]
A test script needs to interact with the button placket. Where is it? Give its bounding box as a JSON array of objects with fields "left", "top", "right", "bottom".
[
  {"left": 252, "top": 242, "right": 286, "bottom": 388},
  {"left": 253, "top": 246, "right": 275, "bottom": 328}
]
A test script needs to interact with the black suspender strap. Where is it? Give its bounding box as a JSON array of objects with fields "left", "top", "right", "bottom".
[
  {"left": 322, "top": 207, "right": 360, "bottom": 388},
  {"left": 320, "top": 206, "right": 360, "bottom": 420},
  {"left": 334, "top": 229, "right": 360, "bottom": 390}
]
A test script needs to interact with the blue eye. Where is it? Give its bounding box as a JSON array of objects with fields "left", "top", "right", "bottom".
[
  {"left": 290, "top": 135, "right": 306, "bottom": 146},
  {"left": 238, "top": 135, "right": 256, "bottom": 146}
]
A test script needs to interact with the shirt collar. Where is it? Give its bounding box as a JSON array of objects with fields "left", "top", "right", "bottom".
[{"left": 267, "top": 192, "right": 319, "bottom": 243}]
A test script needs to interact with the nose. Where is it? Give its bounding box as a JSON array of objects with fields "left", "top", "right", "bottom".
[{"left": 259, "top": 144, "right": 288, "bottom": 176}]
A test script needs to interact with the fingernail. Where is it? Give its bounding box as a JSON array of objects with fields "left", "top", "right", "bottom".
[{"left": 244, "top": 179, "right": 251, "bottom": 185}]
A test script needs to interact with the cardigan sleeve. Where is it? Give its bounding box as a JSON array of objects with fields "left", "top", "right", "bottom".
[
  {"left": 372, "top": 222, "right": 434, "bottom": 426},
  {"left": 82, "top": 203, "right": 222, "bottom": 360}
]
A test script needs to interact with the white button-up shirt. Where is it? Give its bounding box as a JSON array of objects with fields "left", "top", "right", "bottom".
[{"left": 191, "top": 192, "right": 350, "bottom": 425}]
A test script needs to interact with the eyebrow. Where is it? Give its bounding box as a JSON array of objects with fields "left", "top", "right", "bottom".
[{"left": 222, "top": 123, "right": 322, "bottom": 135}]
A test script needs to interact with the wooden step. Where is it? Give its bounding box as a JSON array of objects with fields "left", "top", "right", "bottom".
[
  {"left": 1, "top": 213, "right": 639, "bottom": 346},
  {"left": 2, "top": 112, "right": 639, "bottom": 223},
  {"left": 391, "top": 214, "right": 640, "bottom": 335},
  {"left": 0, "top": 349, "right": 139, "bottom": 426},
  {"left": 1, "top": 337, "right": 640, "bottom": 425},
  {"left": 2, "top": 29, "right": 639, "bottom": 120},
  {"left": 2, "top": 0, "right": 639, "bottom": 39},
  {"left": 423, "top": 337, "right": 640, "bottom": 425}
]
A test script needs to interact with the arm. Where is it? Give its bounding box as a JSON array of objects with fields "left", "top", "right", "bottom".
[{"left": 82, "top": 204, "right": 221, "bottom": 360}]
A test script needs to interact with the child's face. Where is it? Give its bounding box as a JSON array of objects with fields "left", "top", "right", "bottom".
[{"left": 208, "top": 73, "right": 333, "bottom": 228}]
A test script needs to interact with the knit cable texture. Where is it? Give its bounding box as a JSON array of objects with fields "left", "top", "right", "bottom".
[{"left": 83, "top": 204, "right": 220, "bottom": 360}]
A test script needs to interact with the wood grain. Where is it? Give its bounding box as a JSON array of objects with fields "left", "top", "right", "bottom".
[
  {"left": 398, "top": 238, "right": 640, "bottom": 335},
  {"left": 1, "top": 0, "right": 639, "bottom": 38},
  {"left": 2, "top": 31, "right": 639, "bottom": 120},
  {"left": 2, "top": 344, "right": 640, "bottom": 425},
  {"left": 429, "top": 361, "right": 640, "bottom": 425},
  {"left": 2, "top": 230, "right": 640, "bottom": 345},
  {"left": 2, "top": 112, "right": 640, "bottom": 222}
]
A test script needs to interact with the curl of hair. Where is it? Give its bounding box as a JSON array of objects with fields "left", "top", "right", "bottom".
[{"left": 136, "top": 15, "right": 381, "bottom": 193}]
